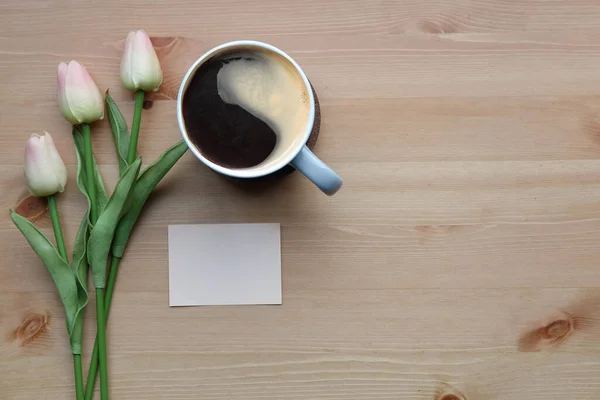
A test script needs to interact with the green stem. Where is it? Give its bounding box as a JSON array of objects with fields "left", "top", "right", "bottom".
[
  {"left": 73, "top": 354, "right": 84, "bottom": 400},
  {"left": 96, "top": 288, "right": 109, "bottom": 400},
  {"left": 127, "top": 90, "right": 145, "bottom": 164},
  {"left": 84, "top": 256, "right": 120, "bottom": 400},
  {"left": 82, "top": 123, "right": 98, "bottom": 223},
  {"left": 48, "top": 194, "right": 68, "bottom": 261},
  {"left": 84, "top": 340, "right": 98, "bottom": 400},
  {"left": 104, "top": 257, "right": 120, "bottom": 316},
  {"left": 81, "top": 123, "right": 99, "bottom": 397}
]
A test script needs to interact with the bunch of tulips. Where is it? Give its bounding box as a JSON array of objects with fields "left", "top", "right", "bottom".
[{"left": 10, "top": 29, "right": 188, "bottom": 400}]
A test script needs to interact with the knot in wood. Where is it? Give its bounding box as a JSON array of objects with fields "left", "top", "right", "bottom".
[
  {"left": 13, "top": 194, "right": 48, "bottom": 222},
  {"left": 15, "top": 312, "right": 50, "bottom": 346},
  {"left": 440, "top": 395, "right": 464, "bottom": 400},
  {"left": 542, "top": 319, "right": 572, "bottom": 341}
]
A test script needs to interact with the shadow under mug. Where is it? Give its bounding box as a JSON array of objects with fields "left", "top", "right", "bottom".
[{"left": 176, "top": 40, "right": 343, "bottom": 196}]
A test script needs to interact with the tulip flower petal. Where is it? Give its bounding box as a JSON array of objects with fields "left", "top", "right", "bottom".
[
  {"left": 57, "top": 62, "right": 78, "bottom": 124},
  {"left": 120, "top": 31, "right": 136, "bottom": 91},
  {"left": 64, "top": 61, "right": 104, "bottom": 124},
  {"left": 43, "top": 132, "right": 67, "bottom": 193},
  {"left": 24, "top": 132, "right": 68, "bottom": 197},
  {"left": 120, "top": 30, "right": 163, "bottom": 92},
  {"left": 132, "top": 30, "right": 163, "bottom": 91}
]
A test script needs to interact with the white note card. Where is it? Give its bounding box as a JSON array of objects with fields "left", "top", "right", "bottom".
[{"left": 168, "top": 223, "right": 281, "bottom": 306}]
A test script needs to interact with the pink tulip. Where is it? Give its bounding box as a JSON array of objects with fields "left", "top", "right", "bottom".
[
  {"left": 24, "top": 132, "right": 67, "bottom": 197},
  {"left": 120, "top": 29, "right": 163, "bottom": 91},
  {"left": 57, "top": 60, "right": 104, "bottom": 125}
]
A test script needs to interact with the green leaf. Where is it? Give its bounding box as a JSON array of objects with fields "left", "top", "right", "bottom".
[
  {"left": 112, "top": 140, "right": 188, "bottom": 257},
  {"left": 73, "top": 127, "right": 109, "bottom": 215},
  {"left": 10, "top": 210, "right": 79, "bottom": 333},
  {"left": 106, "top": 91, "right": 131, "bottom": 175},
  {"left": 68, "top": 135, "right": 96, "bottom": 354},
  {"left": 70, "top": 214, "right": 89, "bottom": 354},
  {"left": 87, "top": 158, "right": 142, "bottom": 288}
]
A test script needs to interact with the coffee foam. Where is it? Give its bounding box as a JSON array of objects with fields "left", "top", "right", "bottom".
[{"left": 216, "top": 49, "right": 310, "bottom": 170}]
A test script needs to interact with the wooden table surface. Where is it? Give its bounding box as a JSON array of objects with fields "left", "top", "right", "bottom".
[{"left": 2, "top": 1, "right": 600, "bottom": 399}]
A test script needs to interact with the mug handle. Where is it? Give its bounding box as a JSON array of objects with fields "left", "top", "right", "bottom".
[{"left": 290, "top": 146, "right": 343, "bottom": 195}]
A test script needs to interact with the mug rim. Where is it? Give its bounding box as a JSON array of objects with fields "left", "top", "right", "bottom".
[{"left": 176, "top": 40, "right": 316, "bottom": 178}]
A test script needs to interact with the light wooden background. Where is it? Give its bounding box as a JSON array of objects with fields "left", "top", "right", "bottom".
[{"left": 2, "top": 0, "right": 600, "bottom": 399}]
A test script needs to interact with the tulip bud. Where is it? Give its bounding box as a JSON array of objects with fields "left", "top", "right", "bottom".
[
  {"left": 120, "top": 29, "right": 163, "bottom": 92},
  {"left": 24, "top": 132, "right": 68, "bottom": 197},
  {"left": 57, "top": 61, "right": 104, "bottom": 125}
]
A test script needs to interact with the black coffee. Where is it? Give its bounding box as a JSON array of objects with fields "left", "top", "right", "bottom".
[{"left": 182, "top": 48, "right": 310, "bottom": 170}]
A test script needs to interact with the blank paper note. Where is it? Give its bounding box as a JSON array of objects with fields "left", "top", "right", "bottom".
[{"left": 168, "top": 223, "right": 282, "bottom": 306}]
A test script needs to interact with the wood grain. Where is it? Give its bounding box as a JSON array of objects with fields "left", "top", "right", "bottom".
[{"left": 2, "top": 1, "right": 600, "bottom": 399}]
